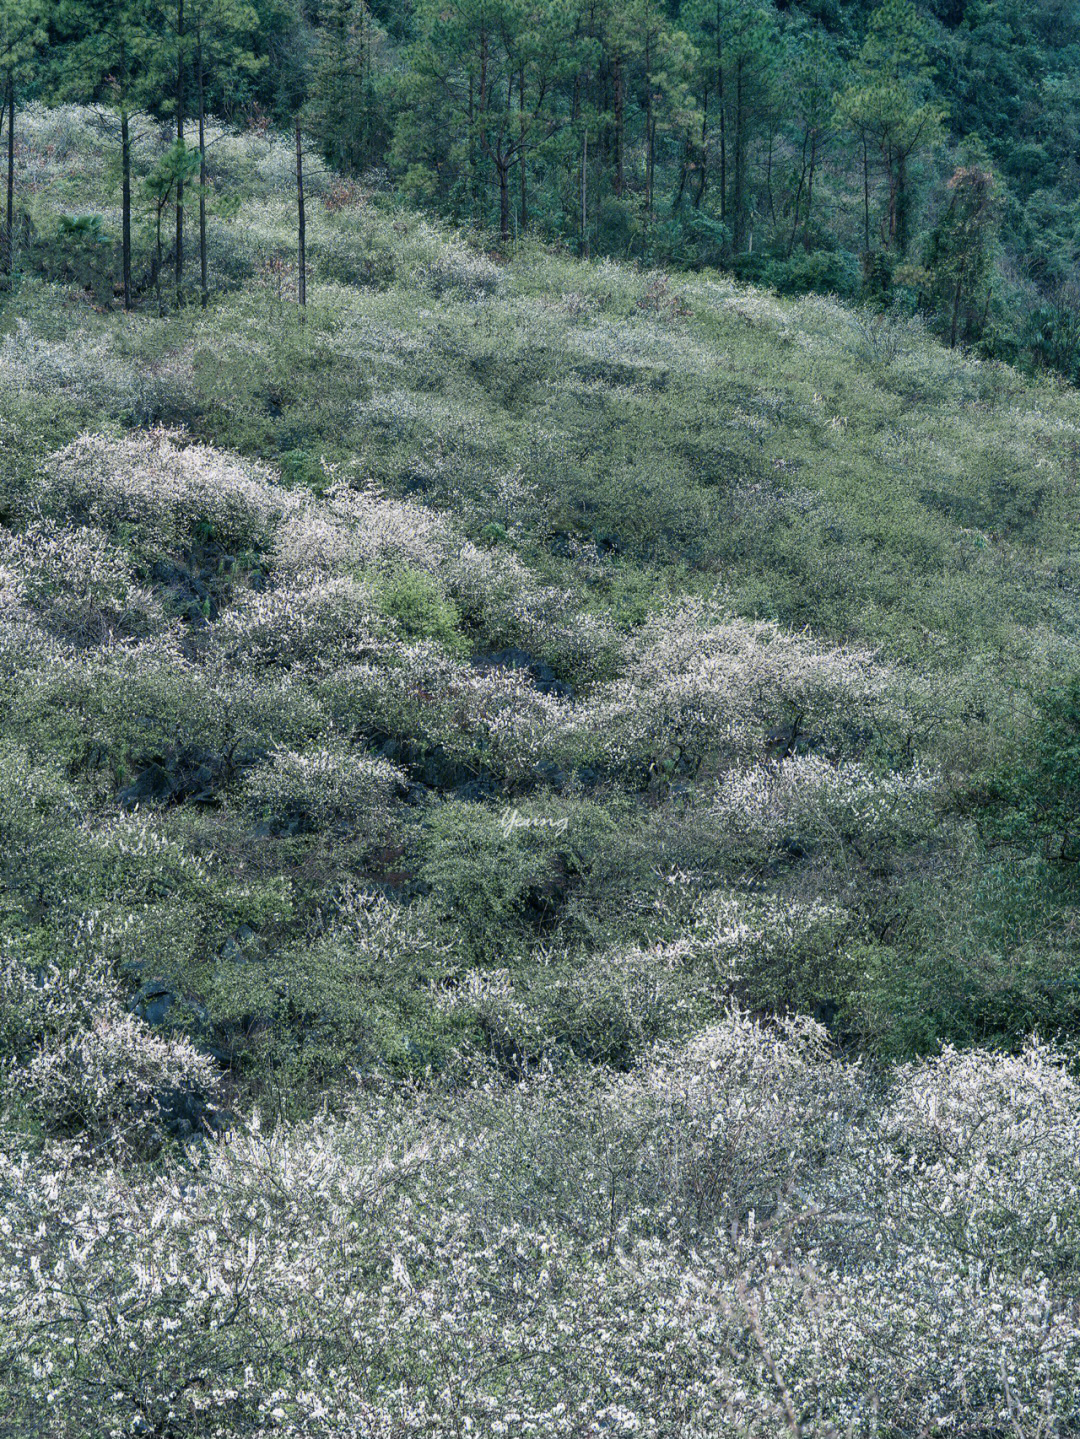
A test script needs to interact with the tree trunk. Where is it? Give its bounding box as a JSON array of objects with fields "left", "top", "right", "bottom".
[
  {"left": 805, "top": 138, "right": 817, "bottom": 249},
  {"left": 716, "top": 7, "right": 726, "bottom": 225},
  {"left": 518, "top": 64, "right": 527, "bottom": 233},
  {"left": 788, "top": 136, "right": 809, "bottom": 256},
  {"left": 950, "top": 276, "right": 962, "bottom": 347},
  {"left": 693, "top": 88, "right": 708, "bottom": 208},
  {"left": 672, "top": 130, "right": 690, "bottom": 214},
  {"left": 176, "top": 0, "right": 185, "bottom": 304},
  {"left": 613, "top": 54, "right": 624, "bottom": 198},
  {"left": 886, "top": 147, "right": 898, "bottom": 249},
  {"left": 5, "top": 77, "right": 13, "bottom": 278},
  {"left": 155, "top": 204, "right": 164, "bottom": 316},
  {"left": 468, "top": 73, "right": 476, "bottom": 220},
  {"left": 896, "top": 147, "right": 909, "bottom": 254},
  {"left": 862, "top": 131, "right": 870, "bottom": 253},
  {"left": 581, "top": 126, "right": 588, "bottom": 258},
  {"left": 497, "top": 155, "right": 510, "bottom": 242},
  {"left": 198, "top": 40, "right": 207, "bottom": 308},
  {"left": 296, "top": 117, "right": 306, "bottom": 313},
  {"left": 645, "top": 31, "right": 654, "bottom": 220},
  {"left": 732, "top": 59, "right": 746, "bottom": 252},
  {"left": 121, "top": 107, "right": 132, "bottom": 308}
]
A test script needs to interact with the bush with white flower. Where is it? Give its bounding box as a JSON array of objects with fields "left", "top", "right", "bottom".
[{"left": 241, "top": 742, "right": 405, "bottom": 834}]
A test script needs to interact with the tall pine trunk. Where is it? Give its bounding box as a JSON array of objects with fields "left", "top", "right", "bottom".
[
  {"left": 581, "top": 127, "right": 588, "bottom": 257},
  {"left": 672, "top": 130, "right": 690, "bottom": 213},
  {"left": 788, "top": 133, "right": 809, "bottom": 256},
  {"left": 716, "top": 6, "right": 726, "bottom": 225},
  {"left": 805, "top": 137, "right": 817, "bottom": 250},
  {"left": 497, "top": 155, "right": 510, "bottom": 241},
  {"left": 732, "top": 59, "right": 746, "bottom": 252},
  {"left": 175, "top": 0, "right": 185, "bottom": 303},
  {"left": 121, "top": 107, "right": 132, "bottom": 308},
  {"left": 645, "top": 35, "right": 654, "bottom": 220},
  {"left": 5, "top": 77, "right": 13, "bottom": 278},
  {"left": 693, "top": 89, "right": 708, "bottom": 208},
  {"left": 197, "top": 40, "right": 207, "bottom": 308},
  {"left": 518, "top": 65, "right": 527, "bottom": 234},
  {"left": 467, "top": 74, "right": 476, "bottom": 222},
  {"left": 896, "top": 147, "right": 909, "bottom": 254},
  {"left": 613, "top": 54, "right": 624, "bottom": 197},
  {"left": 296, "top": 117, "right": 306, "bottom": 314}
]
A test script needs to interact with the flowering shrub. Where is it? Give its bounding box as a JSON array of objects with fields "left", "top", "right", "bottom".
[
  {"left": 1, "top": 936, "right": 219, "bottom": 1157},
  {"left": 213, "top": 576, "right": 392, "bottom": 671},
  {"left": 241, "top": 743, "right": 404, "bottom": 834},
  {"left": 417, "top": 242, "right": 503, "bottom": 299},
  {"left": 35, "top": 429, "right": 288, "bottom": 553},
  {"left": 558, "top": 603, "right": 888, "bottom": 781},
  {"left": 13, "top": 1010, "right": 219, "bottom": 1155},
  {"left": 709, "top": 756, "right": 939, "bottom": 859},
  {"left": 4, "top": 1017, "right": 1080, "bottom": 1437},
  {"left": 1, "top": 518, "right": 165, "bottom": 645}
]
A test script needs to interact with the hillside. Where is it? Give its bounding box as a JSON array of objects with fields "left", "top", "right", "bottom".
[{"left": 4, "top": 109, "right": 1080, "bottom": 1436}]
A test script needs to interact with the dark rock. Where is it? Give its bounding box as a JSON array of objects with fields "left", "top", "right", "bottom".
[
  {"left": 155, "top": 1083, "right": 222, "bottom": 1141},
  {"left": 221, "top": 925, "right": 260, "bottom": 965},
  {"left": 455, "top": 776, "right": 500, "bottom": 801},
  {"left": 118, "top": 763, "right": 176, "bottom": 808},
  {"left": 118, "top": 745, "right": 262, "bottom": 810},
  {"left": 471, "top": 647, "right": 574, "bottom": 700},
  {"left": 150, "top": 558, "right": 217, "bottom": 626},
  {"left": 253, "top": 813, "right": 308, "bottom": 838},
  {"left": 131, "top": 979, "right": 176, "bottom": 1027}
]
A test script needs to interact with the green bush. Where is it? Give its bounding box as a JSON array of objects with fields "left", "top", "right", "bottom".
[
  {"left": 376, "top": 565, "right": 468, "bottom": 653},
  {"left": 419, "top": 799, "right": 615, "bottom": 960},
  {"left": 764, "top": 249, "right": 861, "bottom": 300}
]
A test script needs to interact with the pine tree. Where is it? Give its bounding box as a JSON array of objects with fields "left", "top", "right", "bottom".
[
  {"left": 308, "top": 0, "right": 376, "bottom": 174},
  {"left": 837, "top": 0, "right": 945, "bottom": 255},
  {"left": 190, "top": 0, "right": 262, "bottom": 306},
  {"left": 0, "top": 0, "right": 47, "bottom": 279},
  {"left": 925, "top": 160, "right": 999, "bottom": 346},
  {"left": 56, "top": 0, "right": 155, "bottom": 308}
]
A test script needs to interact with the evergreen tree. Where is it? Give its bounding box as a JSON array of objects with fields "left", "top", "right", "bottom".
[
  {"left": 925, "top": 159, "right": 999, "bottom": 345},
  {"left": 400, "top": 0, "right": 575, "bottom": 239},
  {"left": 781, "top": 20, "right": 842, "bottom": 255},
  {"left": 190, "top": 0, "right": 262, "bottom": 305},
  {"left": 308, "top": 0, "right": 378, "bottom": 174},
  {"left": 0, "top": 0, "right": 47, "bottom": 278},
  {"left": 837, "top": 0, "right": 945, "bottom": 255},
  {"left": 56, "top": 0, "right": 155, "bottom": 308}
]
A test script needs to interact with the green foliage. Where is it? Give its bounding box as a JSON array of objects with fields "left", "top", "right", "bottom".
[
  {"left": 924, "top": 162, "right": 1000, "bottom": 345},
  {"left": 375, "top": 565, "right": 467, "bottom": 653},
  {"left": 1000, "top": 678, "right": 1080, "bottom": 866},
  {"left": 419, "top": 799, "right": 614, "bottom": 960},
  {"left": 763, "top": 248, "right": 861, "bottom": 299},
  {"left": 30, "top": 213, "right": 118, "bottom": 302},
  {"left": 7, "top": 103, "right": 1080, "bottom": 1127}
]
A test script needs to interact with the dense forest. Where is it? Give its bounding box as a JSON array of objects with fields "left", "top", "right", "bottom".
[{"left": 3, "top": 0, "right": 1080, "bottom": 371}]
